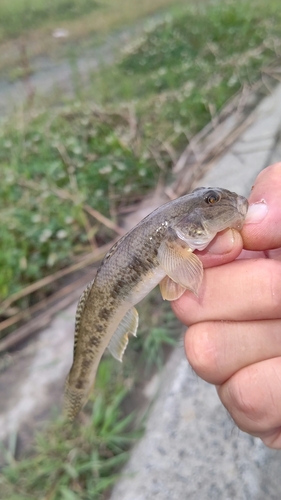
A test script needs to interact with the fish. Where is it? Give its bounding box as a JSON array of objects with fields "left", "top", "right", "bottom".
[{"left": 64, "top": 187, "right": 248, "bottom": 419}]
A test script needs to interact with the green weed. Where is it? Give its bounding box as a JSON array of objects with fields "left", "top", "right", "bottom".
[
  {"left": 0, "top": 293, "right": 180, "bottom": 499},
  {"left": 0, "top": 0, "right": 184, "bottom": 73},
  {"left": 0, "top": 0, "right": 100, "bottom": 40},
  {"left": 0, "top": 383, "right": 138, "bottom": 500},
  {"left": 93, "top": 0, "right": 281, "bottom": 143},
  {"left": 0, "top": 104, "right": 160, "bottom": 301},
  {"left": 2, "top": 0, "right": 281, "bottom": 305}
]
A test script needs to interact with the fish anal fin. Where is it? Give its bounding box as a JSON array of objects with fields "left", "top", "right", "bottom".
[
  {"left": 107, "top": 307, "right": 139, "bottom": 362},
  {"left": 158, "top": 238, "right": 203, "bottom": 296},
  {"left": 159, "top": 276, "right": 187, "bottom": 301}
]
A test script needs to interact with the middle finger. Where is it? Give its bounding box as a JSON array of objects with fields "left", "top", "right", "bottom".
[{"left": 172, "top": 258, "right": 281, "bottom": 325}]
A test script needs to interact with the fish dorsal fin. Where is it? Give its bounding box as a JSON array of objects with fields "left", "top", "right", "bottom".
[
  {"left": 159, "top": 276, "right": 187, "bottom": 301},
  {"left": 157, "top": 236, "right": 203, "bottom": 296},
  {"left": 107, "top": 307, "right": 139, "bottom": 362},
  {"left": 74, "top": 281, "right": 93, "bottom": 354}
]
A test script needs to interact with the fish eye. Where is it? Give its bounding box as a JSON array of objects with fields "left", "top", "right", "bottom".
[{"left": 204, "top": 190, "right": 221, "bottom": 205}]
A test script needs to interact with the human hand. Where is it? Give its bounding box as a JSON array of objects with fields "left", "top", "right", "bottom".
[{"left": 172, "top": 163, "right": 281, "bottom": 448}]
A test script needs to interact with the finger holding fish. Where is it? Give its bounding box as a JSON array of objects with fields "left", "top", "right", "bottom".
[
  {"left": 242, "top": 163, "right": 281, "bottom": 250},
  {"left": 193, "top": 227, "right": 243, "bottom": 268},
  {"left": 218, "top": 358, "right": 281, "bottom": 448},
  {"left": 173, "top": 163, "right": 281, "bottom": 448},
  {"left": 183, "top": 319, "right": 281, "bottom": 386},
  {"left": 172, "top": 257, "right": 281, "bottom": 325}
]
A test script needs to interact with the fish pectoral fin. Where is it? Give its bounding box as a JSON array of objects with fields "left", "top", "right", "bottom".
[
  {"left": 107, "top": 307, "right": 139, "bottom": 362},
  {"left": 159, "top": 276, "right": 187, "bottom": 301},
  {"left": 158, "top": 238, "right": 203, "bottom": 296}
]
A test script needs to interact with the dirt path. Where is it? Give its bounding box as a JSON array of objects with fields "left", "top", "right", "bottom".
[{"left": 0, "top": 15, "right": 162, "bottom": 115}]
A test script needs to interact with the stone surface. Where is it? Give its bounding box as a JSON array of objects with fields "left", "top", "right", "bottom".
[
  {"left": 111, "top": 349, "right": 281, "bottom": 500},
  {"left": 110, "top": 84, "right": 281, "bottom": 500},
  {"left": 0, "top": 304, "right": 76, "bottom": 446},
  {"left": 202, "top": 83, "right": 281, "bottom": 196}
]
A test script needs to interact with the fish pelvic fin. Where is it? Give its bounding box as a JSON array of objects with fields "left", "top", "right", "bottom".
[
  {"left": 157, "top": 235, "right": 203, "bottom": 296},
  {"left": 159, "top": 276, "right": 187, "bottom": 301}
]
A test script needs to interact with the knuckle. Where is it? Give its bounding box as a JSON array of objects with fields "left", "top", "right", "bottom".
[
  {"left": 247, "top": 259, "right": 281, "bottom": 315},
  {"left": 261, "top": 430, "right": 281, "bottom": 449},
  {"left": 185, "top": 323, "right": 221, "bottom": 383},
  {"left": 172, "top": 298, "right": 199, "bottom": 326},
  {"left": 260, "top": 260, "right": 281, "bottom": 315},
  {"left": 226, "top": 371, "right": 259, "bottom": 420}
]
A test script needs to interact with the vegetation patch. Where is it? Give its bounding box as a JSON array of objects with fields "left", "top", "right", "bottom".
[
  {"left": 1, "top": 0, "right": 281, "bottom": 312},
  {"left": 0, "top": 105, "right": 159, "bottom": 304},
  {"left": 0, "top": 0, "right": 101, "bottom": 41},
  {"left": 0, "top": 293, "right": 180, "bottom": 500},
  {"left": 1, "top": 0, "right": 281, "bottom": 498}
]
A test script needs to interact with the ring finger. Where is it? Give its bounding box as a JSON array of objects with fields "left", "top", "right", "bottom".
[{"left": 185, "top": 319, "right": 281, "bottom": 385}]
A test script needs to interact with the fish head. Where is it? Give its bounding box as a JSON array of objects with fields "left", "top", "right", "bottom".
[{"left": 174, "top": 187, "right": 248, "bottom": 251}]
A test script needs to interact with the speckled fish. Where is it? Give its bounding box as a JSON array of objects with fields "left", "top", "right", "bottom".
[{"left": 64, "top": 187, "right": 248, "bottom": 419}]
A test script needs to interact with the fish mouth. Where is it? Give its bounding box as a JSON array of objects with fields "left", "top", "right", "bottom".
[{"left": 229, "top": 195, "right": 249, "bottom": 231}]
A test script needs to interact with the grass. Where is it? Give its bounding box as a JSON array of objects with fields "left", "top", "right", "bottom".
[
  {"left": 1, "top": 0, "right": 281, "bottom": 497},
  {"left": 1, "top": 390, "right": 137, "bottom": 500},
  {"left": 94, "top": 0, "right": 281, "bottom": 138},
  {"left": 1, "top": 0, "right": 281, "bottom": 306},
  {"left": 0, "top": 104, "right": 161, "bottom": 304},
  {"left": 0, "top": 0, "right": 185, "bottom": 76},
  {"left": 0, "top": 0, "right": 100, "bottom": 40},
  {"left": 0, "top": 293, "right": 180, "bottom": 500},
  {"left": 0, "top": 0, "right": 182, "bottom": 42}
]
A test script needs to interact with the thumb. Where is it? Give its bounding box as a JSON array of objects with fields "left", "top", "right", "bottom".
[{"left": 242, "top": 163, "right": 281, "bottom": 251}]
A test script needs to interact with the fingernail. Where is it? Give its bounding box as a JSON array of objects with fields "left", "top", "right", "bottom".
[
  {"left": 207, "top": 228, "right": 235, "bottom": 254},
  {"left": 245, "top": 201, "right": 268, "bottom": 224}
]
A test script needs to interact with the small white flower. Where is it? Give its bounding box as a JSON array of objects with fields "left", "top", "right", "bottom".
[
  {"left": 228, "top": 75, "right": 238, "bottom": 87},
  {"left": 5, "top": 172, "right": 14, "bottom": 184},
  {"left": 47, "top": 253, "right": 57, "bottom": 267},
  {"left": 65, "top": 216, "right": 73, "bottom": 224},
  {"left": 39, "top": 229, "right": 52, "bottom": 243},
  {"left": 41, "top": 191, "right": 51, "bottom": 199},
  {"left": 19, "top": 256, "right": 27, "bottom": 270},
  {"left": 32, "top": 214, "right": 42, "bottom": 223},
  {"left": 52, "top": 28, "right": 69, "bottom": 39},
  {"left": 115, "top": 161, "right": 126, "bottom": 171},
  {"left": 56, "top": 229, "right": 67, "bottom": 239},
  {"left": 72, "top": 146, "right": 82, "bottom": 155},
  {"left": 99, "top": 165, "right": 112, "bottom": 175},
  {"left": 95, "top": 189, "right": 103, "bottom": 197}
]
